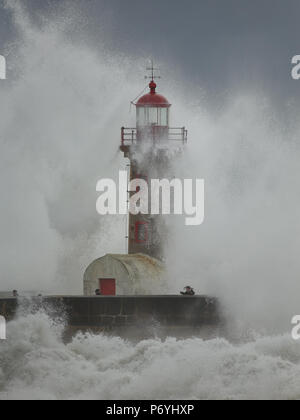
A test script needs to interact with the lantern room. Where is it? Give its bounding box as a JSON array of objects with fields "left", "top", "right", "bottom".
[
  {"left": 120, "top": 71, "right": 187, "bottom": 153},
  {"left": 136, "top": 81, "right": 171, "bottom": 128}
]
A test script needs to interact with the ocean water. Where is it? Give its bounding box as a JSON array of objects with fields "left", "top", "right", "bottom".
[{"left": 0, "top": 310, "right": 300, "bottom": 400}]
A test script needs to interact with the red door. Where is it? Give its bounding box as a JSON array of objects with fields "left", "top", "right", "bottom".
[{"left": 99, "top": 278, "right": 116, "bottom": 296}]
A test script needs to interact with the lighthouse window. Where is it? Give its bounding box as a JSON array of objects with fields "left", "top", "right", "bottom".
[
  {"left": 137, "top": 107, "right": 169, "bottom": 126},
  {"left": 160, "top": 108, "right": 168, "bottom": 126},
  {"left": 136, "top": 107, "right": 145, "bottom": 126},
  {"left": 147, "top": 107, "right": 158, "bottom": 125},
  {"left": 135, "top": 221, "right": 148, "bottom": 244}
]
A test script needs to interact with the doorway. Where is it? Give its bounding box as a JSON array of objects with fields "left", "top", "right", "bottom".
[{"left": 99, "top": 278, "right": 116, "bottom": 296}]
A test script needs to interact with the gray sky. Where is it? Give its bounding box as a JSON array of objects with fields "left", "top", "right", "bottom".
[{"left": 0, "top": 0, "right": 299, "bottom": 108}]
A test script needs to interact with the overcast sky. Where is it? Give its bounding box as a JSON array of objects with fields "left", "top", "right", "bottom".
[{"left": 0, "top": 0, "right": 300, "bottom": 108}]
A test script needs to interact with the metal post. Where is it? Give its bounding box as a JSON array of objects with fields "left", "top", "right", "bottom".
[{"left": 121, "top": 127, "right": 124, "bottom": 146}]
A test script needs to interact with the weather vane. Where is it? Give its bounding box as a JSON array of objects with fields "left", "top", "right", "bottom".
[{"left": 145, "top": 60, "right": 161, "bottom": 81}]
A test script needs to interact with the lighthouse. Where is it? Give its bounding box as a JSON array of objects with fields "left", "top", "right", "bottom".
[
  {"left": 121, "top": 64, "right": 187, "bottom": 260},
  {"left": 84, "top": 65, "right": 187, "bottom": 296}
]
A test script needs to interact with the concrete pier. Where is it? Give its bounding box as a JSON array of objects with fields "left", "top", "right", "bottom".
[{"left": 0, "top": 295, "right": 222, "bottom": 338}]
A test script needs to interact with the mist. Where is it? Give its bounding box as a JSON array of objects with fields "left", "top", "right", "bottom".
[
  {"left": 0, "top": 0, "right": 136, "bottom": 293},
  {"left": 166, "top": 93, "right": 300, "bottom": 334},
  {"left": 0, "top": 1, "right": 299, "bottom": 335}
]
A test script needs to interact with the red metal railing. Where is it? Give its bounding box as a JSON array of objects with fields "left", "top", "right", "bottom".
[{"left": 121, "top": 127, "right": 187, "bottom": 147}]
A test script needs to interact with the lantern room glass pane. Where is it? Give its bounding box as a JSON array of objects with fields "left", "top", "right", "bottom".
[
  {"left": 148, "top": 107, "right": 158, "bottom": 125},
  {"left": 160, "top": 108, "right": 168, "bottom": 126},
  {"left": 136, "top": 107, "right": 145, "bottom": 127},
  {"left": 137, "top": 107, "right": 169, "bottom": 126}
]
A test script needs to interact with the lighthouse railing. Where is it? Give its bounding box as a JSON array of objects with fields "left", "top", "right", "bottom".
[
  {"left": 121, "top": 127, "right": 137, "bottom": 146},
  {"left": 168, "top": 127, "right": 188, "bottom": 143},
  {"left": 121, "top": 127, "right": 187, "bottom": 146}
]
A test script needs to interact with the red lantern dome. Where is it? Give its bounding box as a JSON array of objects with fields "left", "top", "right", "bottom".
[{"left": 136, "top": 81, "right": 171, "bottom": 108}]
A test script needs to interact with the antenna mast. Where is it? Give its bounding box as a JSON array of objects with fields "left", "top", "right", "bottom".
[{"left": 145, "top": 60, "right": 161, "bottom": 82}]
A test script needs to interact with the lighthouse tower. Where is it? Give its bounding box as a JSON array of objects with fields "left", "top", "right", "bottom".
[
  {"left": 83, "top": 65, "right": 187, "bottom": 296},
  {"left": 121, "top": 65, "right": 187, "bottom": 260}
]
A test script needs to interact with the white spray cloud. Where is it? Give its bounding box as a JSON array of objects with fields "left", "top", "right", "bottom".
[
  {"left": 166, "top": 93, "right": 300, "bottom": 333},
  {"left": 0, "top": 0, "right": 138, "bottom": 293}
]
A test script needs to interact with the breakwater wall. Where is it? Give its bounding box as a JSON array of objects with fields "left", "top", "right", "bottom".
[{"left": 0, "top": 295, "right": 222, "bottom": 336}]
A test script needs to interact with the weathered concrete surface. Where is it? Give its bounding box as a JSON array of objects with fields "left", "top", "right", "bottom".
[
  {"left": 0, "top": 296, "right": 221, "bottom": 337},
  {"left": 83, "top": 254, "right": 166, "bottom": 296}
]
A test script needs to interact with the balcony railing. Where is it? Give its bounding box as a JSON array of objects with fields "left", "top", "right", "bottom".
[{"left": 121, "top": 127, "right": 187, "bottom": 147}]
